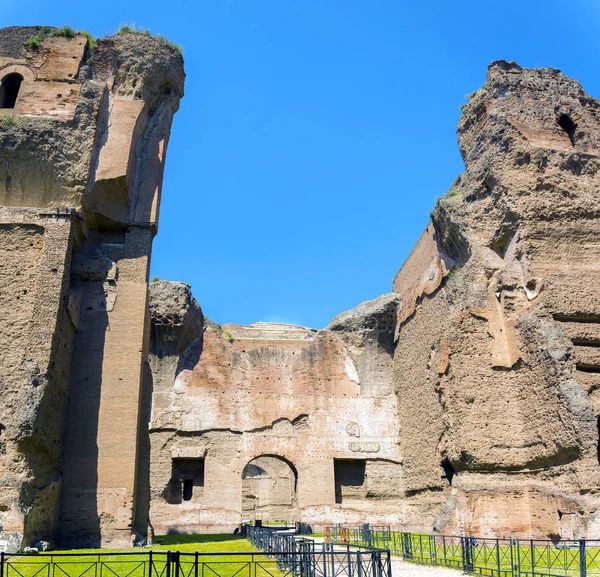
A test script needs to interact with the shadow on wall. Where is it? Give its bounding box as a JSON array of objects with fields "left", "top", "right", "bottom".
[{"left": 58, "top": 278, "right": 108, "bottom": 547}]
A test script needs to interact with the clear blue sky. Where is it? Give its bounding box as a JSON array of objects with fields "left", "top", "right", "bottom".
[{"left": 5, "top": 1, "right": 599, "bottom": 327}]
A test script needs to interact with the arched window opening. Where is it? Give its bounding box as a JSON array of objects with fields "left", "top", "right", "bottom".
[
  {"left": 558, "top": 114, "right": 577, "bottom": 145},
  {"left": 0, "top": 73, "right": 24, "bottom": 109},
  {"left": 242, "top": 455, "right": 298, "bottom": 523}
]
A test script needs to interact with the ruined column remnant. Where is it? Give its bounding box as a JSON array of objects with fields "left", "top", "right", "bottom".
[{"left": 0, "top": 25, "right": 183, "bottom": 550}]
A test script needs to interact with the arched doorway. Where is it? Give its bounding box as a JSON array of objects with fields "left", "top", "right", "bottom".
[
  {"left": 0, "top": 73, "right": 23, "bottom": 108},
  {"left": 242, "top": 455, "right": 298, "bottom": 524}
]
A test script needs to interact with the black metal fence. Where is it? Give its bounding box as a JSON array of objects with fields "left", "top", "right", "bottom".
[
  {"left": 246, "top": 525, "right": 392, "bottom": 577},
  {"left": 0, "top": 534, "right": 392, "bottom": 577},
  {"left": 326, "top": 525, "right": 600, "bottom": 577}
]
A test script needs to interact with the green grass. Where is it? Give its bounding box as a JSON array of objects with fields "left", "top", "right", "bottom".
[{"left": 5, "top": 536, "right": 284, "bottom": 577}]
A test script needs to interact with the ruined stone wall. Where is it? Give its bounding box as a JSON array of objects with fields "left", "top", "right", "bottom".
[
  {"left": 390, "top": 62, "right": 600, "bottom": 539},
  {"left": 144, "top": 62, "right": 600, "bottom": 541},
  {"left": 145, "top": 282, "right": 402, "bottom": 534},
  {"left": 0, "top": 26, "right": 183, "bottom": 551}
]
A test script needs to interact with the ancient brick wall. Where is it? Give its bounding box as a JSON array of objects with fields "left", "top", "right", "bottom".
[
  {"left": 145, "top": 283, "right": 402, "bottom": 534},
  {"left": 0, "top": 26, "right": 183, "bottom": 551}
]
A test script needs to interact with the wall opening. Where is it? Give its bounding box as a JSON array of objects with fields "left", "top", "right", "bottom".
[
  {"left": 558, "top": 114, "right": 577, "bottom": 145},
  {"left": 441, "top": 458, "right": 455, "bottom": 486},
  {"left": 334, "top": 459, "right": 366, "bottom": 504},
  {"left": 242, "top": 455, "right": 298, "bottom": 523},
  {"left": 164, "top": 458, "right": 204, "bottom": 505},
  {"left": 0, "top": 73, "right": 23, "bottom": 109},
  {"left": 182, "top": 479, "right": 193, "bottom": 501}
]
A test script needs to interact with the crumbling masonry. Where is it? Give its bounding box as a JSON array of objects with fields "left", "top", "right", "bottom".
[
  {"left": 1, "top": 25, "right": 600, "bottom": 551},
  {"left": 0, "top": 26, "right": 183, "bottom": 550}
]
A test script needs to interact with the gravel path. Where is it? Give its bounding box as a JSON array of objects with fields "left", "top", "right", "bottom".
[
  {"left": 306, "top": 536, "right": 463, "bottom": 577},
  {"left": 390, "top": 559, "right": 463, "bottom": 577}
]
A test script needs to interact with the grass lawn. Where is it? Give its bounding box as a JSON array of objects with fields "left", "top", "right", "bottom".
[{"left": 4, "top": 535, "right": 287, "bottom": 577}]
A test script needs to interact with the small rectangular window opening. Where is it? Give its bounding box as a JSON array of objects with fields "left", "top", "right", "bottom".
[
  {"left": 183, "top": 479, "right": 193, "bottom": 501},
  {"left": 169, "top": 458, "right": 205, "bottom": 504},
  {"left": 334, "top": 459, "right": 366, "bottom": 504}
]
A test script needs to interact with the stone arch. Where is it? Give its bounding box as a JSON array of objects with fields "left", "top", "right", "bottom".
[{"left": 241, "top": 455, "right": 298, "bottom": 523}]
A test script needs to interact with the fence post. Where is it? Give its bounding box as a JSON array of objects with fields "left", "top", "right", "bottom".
[
  {"left": 372, "top": 551, "right": 379, "bottom": 577},
  {"left": 496, "top": 539, "right": 501, "bottom": 577},
  {"left": 443, "top": 536, "right": 447, "bottom": 567},
  {"left": 195, "top": 551, "right": 199, "bottom": 577},
  {"left": 462, "top": 536, "right": 474, "bottom": 574},
  {"left": 166, "top": 552, "right": 171, "bottom": 577},
  {"left": 357, "top": 552, "right": 362, "bottom": 577},
  {"left": 148, "top": 551, "right": 153, "bottom": 577},
  {"left": 331, "top": 544, "right": 335, "bottom": 577},
  {"left": 580, "top": 540, "right": 587, "bottom": 577},
  {"left": 509, "top": 539, "right": 515, "bottom": 577},
  {"left": 386, "top": 550, "right": 391, "bottom": 577},
  {"left": 1, "top": 551, "right": 4, "bottom": 577},
  {"left": 530, "top": 540, "right": 535, "bottom": 577}
]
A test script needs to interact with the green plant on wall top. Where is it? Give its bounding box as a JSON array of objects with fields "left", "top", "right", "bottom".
[
  {"left": 28, "top": 25, "right": 95, "bottom": 50},
  {"left": 115, "top": 23, "right": 183, "bottom": 54}
]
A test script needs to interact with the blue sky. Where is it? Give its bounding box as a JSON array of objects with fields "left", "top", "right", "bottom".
[{"left": 5, "top": 1, "right": 599, "bottom": 327}]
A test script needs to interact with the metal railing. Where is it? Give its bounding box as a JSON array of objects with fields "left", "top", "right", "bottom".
[
  {"left": 0, "top": 548, "right": 389, "bottom": 577},
  {"left": 246, "top": 525, "right": 392, "bottom": 577},
  {"left": 326, "top": 526, "right": 600, "bottom": 577}
]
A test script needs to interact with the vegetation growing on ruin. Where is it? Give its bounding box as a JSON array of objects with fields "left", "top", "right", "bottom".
[
  {"left": 27, "top": 25, "right": 95, "bottom": 50},
  {"left": 460, "top": 88, "right": 481, "bottom": 111},
  {"left": 445, "top": 264, "right": 463, "bottom": 282},
  {"left": 80, "top": 31, "right": 96, "bottom": 50},
  {"left": 0, "top": 115, "right": 16, "bottom": 127},
  {"left": 429, "top": 187, "right": 460, "bottom": 218},
  {"left": 116, "top": 23, "right": 183, "bottom": 55}
]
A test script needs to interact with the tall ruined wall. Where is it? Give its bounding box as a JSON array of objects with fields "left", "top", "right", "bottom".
[
  {"left": 0, "top": 26, "right": 183, "bottom": 551},
  {"left": 140, "top": 61, "right": 600, "bottom": 540},
  {"left": 392, "top": 61, "right": 600, "bottom": 539},
  {"left": 145, "top": 282, "right": 402, "bottom": 534}
]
